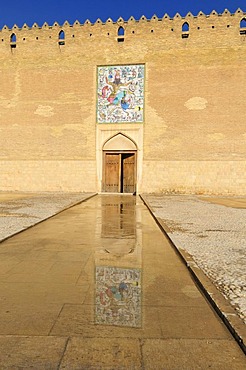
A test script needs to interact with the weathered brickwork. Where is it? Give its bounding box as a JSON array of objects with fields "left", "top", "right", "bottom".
[
  {"left": 0, "top": 161, "right": 96, "bottom": 192},
  {"left": 0, "top": 9, "right": 245, "bottom": 194}
]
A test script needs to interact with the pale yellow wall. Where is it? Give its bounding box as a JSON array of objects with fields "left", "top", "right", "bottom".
[
  {"left": 0, "top": 161, "right": 96, "bottom": 191},
  {"left": 141, "top": 161, "right": 246, "bottom": 195},
  {"left": 0, "top": 9, "right": 245, "bottom": 194}
]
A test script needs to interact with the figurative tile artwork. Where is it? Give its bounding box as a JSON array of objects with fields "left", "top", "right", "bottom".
[
  {"left": 97, "top": 64, "right": 145, "bottom": 123},
  {"left": 95, "top": 266, "right": 141, "bottom": 327}
]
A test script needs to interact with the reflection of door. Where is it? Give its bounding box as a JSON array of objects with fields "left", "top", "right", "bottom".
[
  {"left": 103, "top": 152, "right": 136, "bottom": 193},
  {"left": 101, "top": 196, "right": 136, "bottom": 238}
]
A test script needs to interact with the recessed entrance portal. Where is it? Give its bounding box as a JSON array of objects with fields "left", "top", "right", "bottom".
[
  {"left": 103, "top": 151, "right": 136, "bottom": 193},
  {"left": 101, "top": 133, "right": 138, "bottom": 193}
]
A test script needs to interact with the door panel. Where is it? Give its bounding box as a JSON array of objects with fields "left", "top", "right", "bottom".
[
  {"left": 104, "top": 154, "right": 120, "bottom": 192},
  {"left": 103, "top": 152, "right": 136, "bottom": 193},
  {"left": 122, "top": 154, "right": 135, "bottom": 193}
]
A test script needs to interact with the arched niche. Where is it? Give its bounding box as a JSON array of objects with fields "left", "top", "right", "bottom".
[
  {"left": 240, "top": 18, "right": 246, "bottom": 35},
  {"left": 103, "top": 133, "right": 137, "bottom": 151}
]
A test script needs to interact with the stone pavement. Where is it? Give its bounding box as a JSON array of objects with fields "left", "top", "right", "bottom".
[{"left": 0, "top": 194, "right": 245, "bottom": 369}]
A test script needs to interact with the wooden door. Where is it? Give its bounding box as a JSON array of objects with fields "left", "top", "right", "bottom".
[
  {"left": 103, "top": 152, "right": 136, "bottom": 193},
  {"left": 122, "top": 153, "right": 136, "bottom": 193},
  {"left": 104, "top": 154, "right": 120, "bottom": 192}
]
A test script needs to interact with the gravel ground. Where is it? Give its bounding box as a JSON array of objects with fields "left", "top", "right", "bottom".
[
  {"left": 0, "top": 192, "right": 95, "bottom": 241},
  {"left": 143, "top": 194, "right": 246, "bottom": 324}
]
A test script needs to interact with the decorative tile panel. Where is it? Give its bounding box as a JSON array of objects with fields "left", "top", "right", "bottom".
[{"left": 97, "top": 65, "right": 144, "bottom": 123}]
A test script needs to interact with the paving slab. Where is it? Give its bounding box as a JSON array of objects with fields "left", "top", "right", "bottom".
[
  {"left": 0, "top": 336, "right": 67, "bottom": 370},
  {"left": 59, "top": 337, "right": 142, "bottom": 370},
  {"left": 142, "top": 339, "right": 245, "bottom": 370},
  {"left": 0, "top": 195, "right": 245, "bottom": 369}
]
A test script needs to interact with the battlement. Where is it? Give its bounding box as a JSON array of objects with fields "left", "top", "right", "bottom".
[
  {"left": 0, "top": 8, "right": 245, "bottom": 30},
  {"left": 0, "top": 5, "right": 246, "bottom": 197},
  {"left": 0, "top": 8, "right": 245, "bottom": 49}
]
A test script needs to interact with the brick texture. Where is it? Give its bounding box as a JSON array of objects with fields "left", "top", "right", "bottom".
[{"left": 0, "top": 9, "right": 245, "bottom": 194}]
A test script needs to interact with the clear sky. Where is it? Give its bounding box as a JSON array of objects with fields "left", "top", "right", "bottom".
[{"left": 0, "top": 0, "right": 245, "bottom": 28}]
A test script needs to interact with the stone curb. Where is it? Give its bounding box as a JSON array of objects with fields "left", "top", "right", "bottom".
[
  {"left": 140, "top": 194, "right": 246, "bottom": 355},
  {"left": 0, "top": 193, "right": 97, "bottom": 244}
]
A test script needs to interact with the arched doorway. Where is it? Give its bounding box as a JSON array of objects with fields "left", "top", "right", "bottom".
[{"left": 102, "top": 134, "right": 137, "bottom": 193}]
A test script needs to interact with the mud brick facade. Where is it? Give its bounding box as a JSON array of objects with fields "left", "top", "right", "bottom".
[{"left": 0, "top": 9, "right": 246, "bottom": 194}]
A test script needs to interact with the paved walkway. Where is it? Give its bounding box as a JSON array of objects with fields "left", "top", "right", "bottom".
[{"left": 0, "top": 195, "right": 245, "bottom": 369}]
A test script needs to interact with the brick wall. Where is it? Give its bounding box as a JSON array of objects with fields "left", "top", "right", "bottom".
[{"left": 0, "top": 9, "right": 245, "bottom": 194}]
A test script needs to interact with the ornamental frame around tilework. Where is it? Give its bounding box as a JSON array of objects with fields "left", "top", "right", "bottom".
[{"left": 97, "top": 64, "right": 145, "bottom": 124}]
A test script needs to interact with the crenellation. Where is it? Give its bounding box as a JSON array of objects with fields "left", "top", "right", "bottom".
[
  {"left": 73, "top": 20, "right": 81, "bottom": 26},
  {"left": 163, "top": 13, "right": 170, "bottom": 20},
  {"left": 197, "top": 11, "right": 205, "bottom": 17},
  {"left": 210, "top": 10, "right": 218, "bottom": 16},
  {"left": 186, "top": 12, "right": 194, "bottom": 18},
  {"left": 95, "top": 18, "right": 103, "bottom": 25},
  {"left": 0, "top": 9, "right": 245, "bottom": 51},
  {"left": 139, "top": 16, "right": 147, "bottom": 22},
  {"left": 174, "top": 13, "right": 181, "bottom": 19},
  {"left": 236, "top": 8, "right": 243, "bottom": 14},
  {"left": 41, "top": 22, "right": 50, "bottom": 29},
  {"left": 32, "top": 22, "right": 39, "bottom": 28},
  {"left": 223, "top": 9, "right": 230, "bottom": 15},
  {"left": 0, "top": 8, "right": 245, "bottom": 194},
  {"left": 0, "top": 11, "right": 230, "bottom": 32},
  {"left": 151, "top": 15, "right": 158, "bottom": 21},
  {"left": 22, "top": 23, "right": 30, "bottom": 30}
]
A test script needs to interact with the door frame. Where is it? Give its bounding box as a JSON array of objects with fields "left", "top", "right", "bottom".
[{"left": 102, "top": 150, "right": 137, "bottom": 193}]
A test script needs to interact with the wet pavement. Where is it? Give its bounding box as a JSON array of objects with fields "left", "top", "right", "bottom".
[{"left": 0, "top": 195, "right": 245, "bottom": 369}]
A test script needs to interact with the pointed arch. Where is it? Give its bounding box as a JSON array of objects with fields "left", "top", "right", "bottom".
[
  {"left": 118, "top": 26, "right": 125, "bottom": 36},
  {"left": 240, "top": 18, "right": 246, "bottom": 34},
  {"left": 58, "top": 30, "right": 65, "bottom": 45},
  {"left": 10, "top": 33, "right": 16, "bottom": 43},
  {"left": 182, "top": 22, "right": 189, "bottom": 38},
  {"left": 182, "top": 22, "right": 189, "bottom": 32},
  {"left": 103, "top": 133, "right": 137, "bottom": 151},
  {"left": 59, "top": 30, "right": 65, "bottom": 39},
  {"left": 117, "top": 26, "right": 125, "bottom": 42},
  {"left": 10, "top": 33, "right": 17, "bottom": 49}
]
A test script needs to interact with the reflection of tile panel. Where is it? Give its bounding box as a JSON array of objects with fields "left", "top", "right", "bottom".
[
  {"left": 101, "top": 202, "right": 136, "bottom": 239},
  {"left": 95, "top": 266, "right": 141, "bottom": 328},
  {"left": 97, "top": 65, "right": 144, "bottom": 123}
]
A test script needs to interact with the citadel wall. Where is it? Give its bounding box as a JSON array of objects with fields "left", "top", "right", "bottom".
[{"left": 0, "top": 9, "right": 245, "bottom": 194}]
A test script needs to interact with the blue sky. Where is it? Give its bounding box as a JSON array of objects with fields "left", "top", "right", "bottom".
[{"left": 0, "top": 0, "right": 245, "bottom": 28}]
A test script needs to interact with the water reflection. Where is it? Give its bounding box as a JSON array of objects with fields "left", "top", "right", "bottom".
[
  {"left": 95, "top": 266, "right": 141, "bottom": 328},
  {"left": 95, "top": 196, "right": 142, "bottom": 328},
  {"left": 101, "top": 200, "right": 136, "bottom": 239}
]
